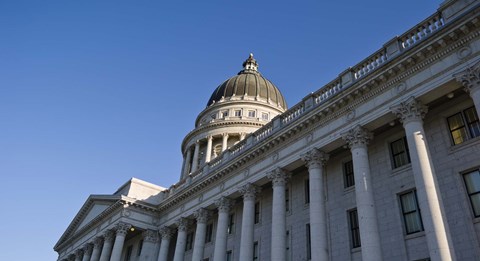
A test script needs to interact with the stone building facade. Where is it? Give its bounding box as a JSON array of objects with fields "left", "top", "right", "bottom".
[{"left": 54, "top": 0, "right": 480, "bottom": 260}]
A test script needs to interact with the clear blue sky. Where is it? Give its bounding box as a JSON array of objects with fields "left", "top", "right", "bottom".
[{"left": 0, "top": 1, "right": 439, "bottom": 260}]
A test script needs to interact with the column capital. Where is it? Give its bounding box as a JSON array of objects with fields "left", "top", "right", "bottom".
[
  {"left": 206, "top": 135, "right": 213, "bottom": 140},
  {"left": 68, "top": 254, "right": 75, "bottom": 261},
  {"left": 114, "top": 222, "right": 132, "bottom": 236},
  {"left": 301, "top": 148, "right": 329, "bottom": 169},
  {"left": 103, "top": 230, "right": 115, "bottom": 243},
  {"left": 391, "top": 96, "right": 428, "bottom": 124},
  {"left": 222, "top": 133, "right": 229, "bottom": 137},
  {"left": 194, "top": 208, "right": 211, "bottom": 224},
  {"left": 159, "top": 226, "right": 173, "bottom": 240},
  {"left": 239, "top": 183, "right": 261, "bottom": 202},
  {"left": 83, "top": 244, "right": 93, "bottom": 255},
  {"left": 74, "top": 249, "right": 83, "bottom": 258},
  {"left": 176, "top": 218, "right": 190, "bottom": 232},
  {"left": 142, "top": 229, "right": 159, "bottom": 243},
  {"left": 267, "top": 167, "right": 291, "bottom": 188},
  {"left": 454, "top": 61, "right": 480, "bottom": 94},
  {"left": 214, "top": 197, "right": 232, "bottom": 213},
  {"left": 92, "top": 237, "right": 103, "bottom": 249},
  {"left": 342, "top": 125, "right": 373, "bottom": 149}
]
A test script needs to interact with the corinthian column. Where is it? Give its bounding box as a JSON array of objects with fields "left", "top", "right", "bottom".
[
  {"left": 139, "top": 230, "right": 159, "bottom": 261},
  {"left": 213, "top": 197, "right": 232, "bottom": 261},
  {"left": 391, "top": 97, "right": 455, "bottom": 261},
  {"left": 173, "top": 218, "right": 190, "bottom": 261},
  {"left": 238, "top": 183, "right": 260, "bottom": 261},
  {"left": 157, "top": 227, "right": 173, "bottom": 261},
  {"left": 192, "top": 209, "right": 211, "bottom": 261},
  {"left": 192, "top": 141, "right": 200, "bottom": 172},
  {"left": 90, "top": 237, "right": 103, "bottom": 261},
  {"left": 205, "top": 135, "right": 213, "bottom": 163},
  {"left": 267, "top": 168, "right": 291, "bottom": 261},
  {"left": 182, "top": 147, "right": 193, "bottom": 179},
  {"left": 222, "top": 133, "right": 229, "bottom": 151},
  {"left": 109, "top": 222, "right": 131, "bottom": 261},
  {"left": 301, "top": 148, "right": 329, "bottom": 261},
  {"left": 342, "top": 125, "right": 382, "bottom": 261},
  {"left": 82, "top": 244, "right": 93, "bottom": 261},
  {"left": 74, "top": 249, "right": 83, "bottom": 261},
  {"left": 455, "top": 61, "right": 480, "bottom": 116},
  {"left": 99, "top": 231, "right": 115, "bottom": 261}
]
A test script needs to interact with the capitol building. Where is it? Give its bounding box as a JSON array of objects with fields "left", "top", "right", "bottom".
[{"left": 55, "top": 0, "right": 480, "bottom": 260}]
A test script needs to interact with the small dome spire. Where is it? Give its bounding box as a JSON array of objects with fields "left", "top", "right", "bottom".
[{"left": 242, "top": 53, "right": 258, "bottom": 71}]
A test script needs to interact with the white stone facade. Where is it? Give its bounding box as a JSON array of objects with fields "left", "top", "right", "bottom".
[{"left": 55, "top": 1, "right": 480, "bottom": 260}]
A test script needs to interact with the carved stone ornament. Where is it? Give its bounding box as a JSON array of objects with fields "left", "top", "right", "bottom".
[
  {"left": 238, "top": 183, "right": 261, "bottom": 201},
  {"left": 219, "top": 182, "right": 225, "bottom": 191},
  {"left": 267, "top": 167, "right": 291, "bottom": 188},
  {"left": 390, "top": 96, "right": 428, "bottom": 124},
  {"left": 243, "top": 169, "right": 250, "bottom": 177},
  {"left": 115, "top": 222, "right": 132, "bottom": 236},
  {"left": 122, "top": 209, "right": 131, "bottom": 217},
  {"left": 103, "top": 230, "right": 115, "bottom": 242},
  {"left": 455, "top": 60, "right": 480, "bottom": 94},
  {"left": 272, "top": 152, "right": 279, "bottom": 162},
  {"left": 176, "top": 218, "right": 190, "bottom": 232},
  {"left": 394, "top": 82, "right": 407, "bottom": 94},
  {"left": 142, "top": 229, "right": 159, "bottom": 243},
  {"left": 215, "top": 197, "right": 232, "bottom": 213},
  {"left": 198, "top": 193, "right": 204, "bottom": 203},
  {"left": 341, "top": 125, "right": 373, "bottom": 149},
  {"left": 346, "top": 109, "right": 356, "bottom": 122},
  {"left": 194, "top": 208, "right": 211, "bottom": 223},
  {"left": 93, "top": 237, "right": 103, "bottom": 248},
  {"left": 68, "top": 254, "right": 76, "bottom": 261},
  {"left": 306, "top": 132, "right": 313, "bottom": 143},
  {"left": 457, "top": 46, "right": 472, "bottom": 60},
  {"left": 159, "top": 226, "right": 173, "bottom": 240},
  {"left": 74, "top": 249, "right": 83, "bottom": 258},
  {"left": 301, "top": 148, "right": 329, "bottom": 170},
  {"left": 83, "top": 244, "right": 93, "bottom": 255}
]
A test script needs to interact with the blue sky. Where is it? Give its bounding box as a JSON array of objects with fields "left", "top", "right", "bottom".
[{"left": 0, "top": 1, "right": 439, "bottom": 260}]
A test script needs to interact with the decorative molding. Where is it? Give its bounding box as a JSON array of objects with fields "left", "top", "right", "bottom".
[
  {"left": 342, "top": 125, "right": 373, "bottom": 149},
  {"left": 394, "top": 82, "right": 407, "bottom": 94},
  {"left": 301, "top": 148, "right": 329, "bottom": 170},
  {"left": 267, "top": 167, "right": 291, "bottom": 188},
  {"left": 390, "top": 96, "right": 428, "bottom": 124},
  {"left": 456, "top": 45, "right": 472, "bottom": 60}
]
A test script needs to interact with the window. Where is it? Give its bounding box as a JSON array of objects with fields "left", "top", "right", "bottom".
[
  {"left": 400, "top": 190, "right": 424, "bottom": 234},
  {"left": 185, "top": 232, "right": 194, "bottom": 251},
  {"left": 211, "top": 114, "right": 217, "bottom": 120},
  {"left": 253, "top": 241, "right": 259, "bottom": 260},
  {"left": 343, "top": 161, "right": 354, "bottom": 188},
  {"left": 463, "top": 169, "right": 480, "bottom": 217},
  {"left": 234, "top": 110, "right": 242, "bottom": 117},
  {"left": 248, "top": 110, "right": 256, "bottom": 118},
  {"left": 227, "top": 214, "right": 235, "bottom": 234},
  {"left": 262, "top": 113, "right": 269, "bottom": 121},
  {"left": 447, "top": 106, "right": 480, "bottom": 145},
  {"left": 222, "top": 110, "right": 229, "bottom": 118},
  {"left": 304, "top": 179, "right": 310, "bottom": 204},
  {"left": 390, "top": 136, "right": 411, "bottom": 168},
  {"left": 286, "top": 230, "right": 291, "bottom": 261},
  {"left": 348, "top": 209, "right": 361, "bottom": 248},
  {"left": 202, "top": 259, "right": 209, "bottom": 261},
  {"left": 254, "top": 202, "right": 260, "bottom": 224},
  {"left": 306, "top": 224, "right": 311, "bottom": 260},
  {"left": 226, "top": 251, "right": 233, "bottom": 261},
  {"left": 137, "top": 240, "right": 143, "bottom": 256},
  {"left": 205, "top": 223, "right": 214, "bottom": 243},
  {"left": 124, "top": 245, "right": 133, "bottom": 261},
  {"left": 285, "top": 187, "right": 290, "bottom": 212}
]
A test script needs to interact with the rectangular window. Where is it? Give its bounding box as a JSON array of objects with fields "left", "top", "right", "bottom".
[
  {"left": 248, "top": 110, "right": 256, "bottom": 118},
  {"left": 286, "top": 230, "right": 290, "bottom": 261},
  {"left": 254, "top": 202, "right": 260, "bottom": 224},
  {"left": 391, "top": 136, "right": 411, "bottom": 168},
  {"left": 205, "top": 223, "right": 214, "bottom": 243},
  {"left": 348, "top": 209, "right": 361, "bottom": 248},
  {"left": 124, "top": 245, "right": 133, "bottom": 261},
  {"left": 234, "top": 110, "right": 242, "bottom": 117},
  {"left": 137, "top": 240, "right": 143, "bottom": 256},
  {"left": 222, "top": 110, "right": 229, "bottom": 118},
  {"left": 400, "top": 190, "right": 424, "bottom": 234},
  {"left": 227, "top": 213, "right": 235, "bottom": 234},
  {"left": 253, "top": 241, "right": 259, "bottom": 260},
  {"left": 306, "top": 224, "right": 311, "bottom": 260},
  {"left": 343, "top": 160, "right": 355, "bottom": 188},
  {"left": 185, "top": 232, "right": 194, "bottom": 251},
  {"left": 285, "top": 187, "right": 290, "bottom": 212},
  {"left": 463, "top": 169, "right": 480, "bottom": 217},
  {"left": 262, "top": 113, "right": 269, "bottom": 121},
  {"left": 304, "top": 179, "right": 310, "bottom": 204},
  {"left": 226, "top": 250, "right": 233, "bottom": 261},
  {"left": 448, "top": 106, "right": 480, "bottom": 145}
]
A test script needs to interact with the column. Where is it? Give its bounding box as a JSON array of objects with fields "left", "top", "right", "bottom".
[
  {"left": 391, "top": 97, "right": 455, "bottom": 261},
  {"left": 213, "top": 197, "right": 232, "bottom": 261},
  {"left": 192, "top": 209, "right": 211, "bottom": 261},
  {"left": 138, "top": 230, "right": 159, "bottom": 261},
  {"left": 173, "top": 218, "right": 189, "bottom": 261},
  {"left": 99, "top": 231, "right": 115, "bottom": 261},
  {"left": 182, "top": 147, "right": 193, "bottom": 179},
  {"left": 205, "top": 135, "right": 213, "bottom": 163},
  {"left": 82, "top": 244, "right": 93, "bottom": 261},
  {"left": 238, "top": 183, "right": 260, "bottom": 261},
  {"left": 90, "top": 237, "right": 103, "bottom": 261},
  {"left": 74, "top": 249, "right": 83, "bottom": 261},
  {"left": 109, "top": 222, "right": 132, "bottom": 261},
  {"left": 222, "top": 133, "right": 229, "bottom": 152},
  {"left": 240, "top": 132, "right": 246, "bottom": 141},
  {"left": 342, "top": 125, "right": 383, "bottom": 261},
  {"left": 455, "top": 61, "right": 480, "bottom": 116},
  {"left": 192, "top": 141, "right": 200, "bottom": 172},
  {"left": 157, "top": 227, "right": 173, "bottom": 261},
  {"left": 267, "top": 168, "right": 291, "bottom": 261},
  {"left": 301, "top": 148, "right": 329, "bottom": 261}
]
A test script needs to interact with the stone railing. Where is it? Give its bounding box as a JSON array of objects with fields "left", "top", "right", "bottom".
[{"left": 166, "top": 10, "right": 447, "bottom": 198}]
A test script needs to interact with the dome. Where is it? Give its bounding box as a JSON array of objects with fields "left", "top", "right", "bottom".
[{"left": 206, "top": 54, "right": 287, "bottom": 110}]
